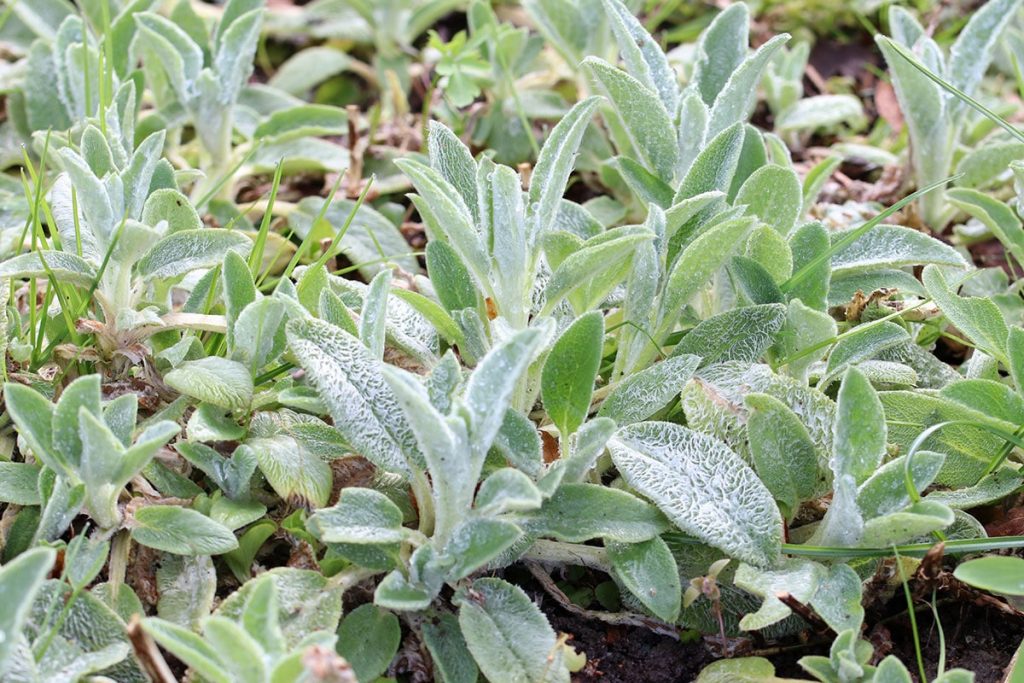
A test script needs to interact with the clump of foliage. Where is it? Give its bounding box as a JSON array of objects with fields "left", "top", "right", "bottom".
[{"left": 2, "top": 0, "right": 1024, "bottom": 681}]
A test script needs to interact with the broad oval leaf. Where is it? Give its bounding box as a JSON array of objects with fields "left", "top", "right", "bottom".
[
  {"left": 541, "top": 311, "right": 604, "bottom": 437},
  {"left": 954, "top": 556, "right": 1024, "bottom": 596},
  {"left": 131, "top": 505, "right": 239, "bottom": 555},
  {"left": 745, "top": 393, "right": 823, "bottom": 514},
  {"left": 337, "top": 604, "right": 402, "bottom": 683},
  {"left": 672, "top": 304, "right": 787, "bottom": 367},
  {"left": 923, "top": 265, "right": 1009, "bottom": 364},
  {"left": 517, "top": 482, "right": 669, "bottom": 543},
  {"left": 286, "top": 318, "right": 421, "bottom": 479},
  {"left": 0, "top": 251, "right": 97, "bottom": 287},
  {"left": 609, "top": 421, "right": 783, "bottom": 567},
  {"left": 599, "top": 354, "right": 700, "bottom": 425},
  {"left": 164, "top": 357, "right": 254, "bottom": 411},
  {"left": 244, "top": 432, "right": 331, "bottom": 509},
  {"left": 607, "top": 536, "right": 681, "bottom": 622},
  {"left": 831, "top": 225, "right": 967, "bottom": 275},
  {"left": 659, "top": 217, "right": 755, "bottom": 335},
  {"left": 734, "top": 160, "right": 801, "bottom": 235},
  {"left": 457, "top": 577, "right": 570, "bottom": 683},
  {"left": 0, "top": 547, "right": 56, "bottom": 675},
  {"left": 137, "top": 229, "right": 252, "bottom": 280}
]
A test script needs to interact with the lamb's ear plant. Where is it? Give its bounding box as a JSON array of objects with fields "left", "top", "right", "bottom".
[
  {"left": 795, "top": 627, "right": 974, "bottom": 682},
  {"left": 142, "top": 574, "right": 356, "bottom": 683},
  {"left": 10, "top": 10, "right": 137, "bottom": 144},
  {"left": 0, "top": 547, "right": 56, "bottom": 679},
  {"left": 586, "top": 0, "right": 790, "bottom": 191},
  {"left": 570, "top": 0, "right": 966, "bottom": 382},
  {"left": 397, "top": 98, "right": 654, "bottom": 393},
  {"left": 286, "top": 317, "right": 588, "bottom": 680},
  {"left": 132, "top": 0, "right": 348, "bottom": 201},
  {"left": 0, "top": 84, "right": 251, "bottom": 367},
  {"left": 877, "top": 0, "right": 1024, "bottom": 228},
  {"left": 6, "top": 0, "right": 1024, "bottom": 679},
  {"left": 762, "top": 42, "right": 866, "bottom": 143},
  {"left": 0, "top": 538, "right": 153, "bottom": 682},
  {"left": 523, "top": 0, "right": 619, "bottom": 71},
  {"left": 132, "top": 0, "right": 263, "bottom": 197},
  {"left": 2, "top": 374, "right": 179, "bottom": 532}
]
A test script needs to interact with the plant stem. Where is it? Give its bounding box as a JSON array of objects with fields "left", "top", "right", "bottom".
[
  {"left": 522, "top": 539, "right": 611, "bottom": 572},
  {"left": 327, "top": 565, "right": 380, "bottom": 591}
]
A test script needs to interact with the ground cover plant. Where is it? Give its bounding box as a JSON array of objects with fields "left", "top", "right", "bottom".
[{"left": 6, "top": 0, "right": 1024, "bottom": 680}]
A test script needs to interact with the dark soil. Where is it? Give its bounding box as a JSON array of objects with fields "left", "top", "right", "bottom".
[
  {"left": 544, "top": 606, "right": 713, "bottom": 683},
  {"left": 523, "top": 561, "right": 1024, "bottom": 683},
  {"left": 969, "top": 238, "right": 1016, "bottom": 276},
  {"left": 915, "top": 603, "right": 1024, "bottom": 681},
  {"left": 541, "top": 595, "right": 1024, "bottom": 682}
]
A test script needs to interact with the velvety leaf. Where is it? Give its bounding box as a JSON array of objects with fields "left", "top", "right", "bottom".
[
  {"left": 954, "top": 556, "right": 1024, "bottom": 596},
  {"left": 599, "top": 354, "right": 700, "bottom": 425},
  {"left": 0, "top": 547, "right": 56, "bottom": 676},
  {"left": 808, "top": 563, "right": 864, "bottom": 634},
  {"left": 609, "top": 422, "right": 783, "bottom": 567},
  {"left": 735, "top": 165, "right": 802, "bottom": 235},
  {"left": 833, "top": 367, "right": 886, "bottom": 485},
  {"left": 673, "top": 122, "right": 744, "bottom": 204},
  {"left": 156, "top": 554, "right": 216, "bottom": 631},
  {"left": 857, "top": 451, "right": 945, "bottom": 518},
  {"left": 131, "top": 506, "right": 238, "bottom": 555},
  {"left": 253, "top": 104, "right": 347, "bottom": 143},
  {"left": 542, "top": 311, "right": 604, "bottom": 437},
  {"left": 0, "top": 462, "right": 42, "bottom": 506},
  {"left": 602, "top": 0, "right": 677, "bottom": 113},
  {"left": 734, "top": 558, "right": 823, "bottom": 631},
  {"left": 245, "top": 431, "right": 331, "bottom": 509},
  {"left": 923, "top": 265, "right": 1009, "bottom": 363},
  {"left": 307, "top": 487, "right": 405, "bottom": 545},
  {"left": 583, "top": 57, "right": 678, "bottom": 181},
  {"left": 947, "top": 187, "right": 1024, "bottom": 264},
  {"left": 947, "top": 0, "right": 1023, "bottom": 107},
  {"left": 775, "top": 95, "right": 864, "bottom": 133},
  {"left": 691, "top": 3, "right": 749, "bottom": 107},
  {"left": 164, "top": 357, "right": 254, "bottom": 410},
  {"left": 831, "top": 225, "right": 966, "bottom": 275},
  {"left": 822, "top": 322, "right": 910, "bottom": 385},
  {"left": 787, "top": 221, "right": 830, "bottom": 310},
  {"left": 0, "top": 250, "right": 97, "bottom": 287},
  {"left": 745, "top": 393, "right": 822, "bottom": 514},
  {"left": 517, "top": 483, "right": 669, "bottom": 542},
  {"left": 476, "top": 468, "right": 543, "bottom": 515},
  {"left": 443, "top": 517, "right": 523, "bottom": 580},
  {"left": 137, "top": 229, "right": 252, "bottom": 280},
  {"left": 607, "top": 536, "right": 681, "bottom": 622},
  {"left": 708, "top": 34, "right": 789, "bottom": 137},
  {"left": 464, "top": 328, "right": 544, "bottom": 460},
  {"left": 422, "top": 613, "right": 479, "bottom": 683},
  {"left": 673, "top": 304, "right": 787, "bottom": 367},
  {"left": 141, "top": 188, "right": 202, "bottom": 235},
  {"left": 659, "top": 217, "right": 755, "bottom": 336},
  {"left": 543, "top": 228, "right": 654, "bottom": 314},
  {"left": 529, "top": 97, "right": 602, "bottom": 236},
  {"left": 860, "top": 500, "right": 954, "bottom": 546},
  {"left": 286, "top": 318, "right": 421, "bottom": 479},
  {"left": 457, "top": 578, "right": 570, "bottom": 683},
  {"left": 337, "top": 604, "right": 402, "bottom": 682}
]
